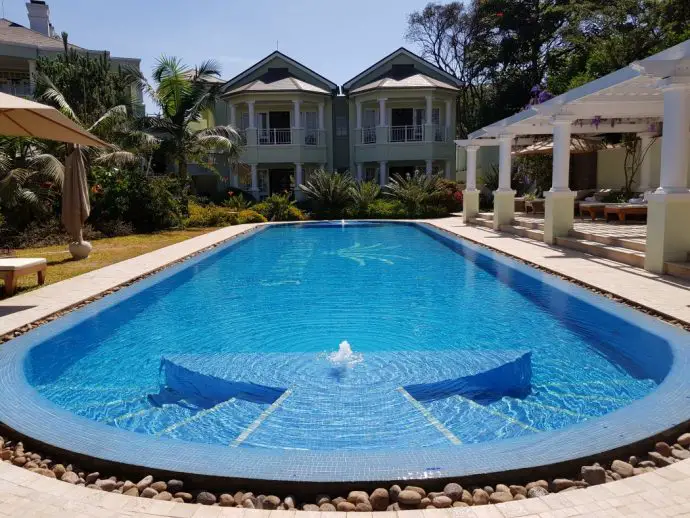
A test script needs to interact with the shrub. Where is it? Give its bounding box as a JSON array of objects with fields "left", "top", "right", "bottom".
[
  {"left": 223, "top": 193, "right": 253, "bottom": 211},
  {"left": 385, "top": 172, "right": 445, "bottom": 217},
  {"left": 366, "top": 199, "right": 407, "bottom": 219},
  {"left": 437, "top": 179, "right": 464, "bottom": 213},
  {"left": 89, "top": 167, "right": 186, "bottom": 233},
  {"left": 299, "top": 169, "right": 354, "bottom": 217},
  {"left": 184, "top": 202, "right": 237, "bottom": 227},
  {"left": 350, "top": 180, "right": 381, "bottom": 216},
  {"left": 253, "top": 193, "right": 305, "bottom": 221},
  {"left": 237, "top": 209, "right": 267, "bottom": 224}
]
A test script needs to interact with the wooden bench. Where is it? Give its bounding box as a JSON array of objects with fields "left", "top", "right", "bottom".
[
  {"left": 578, "top": 202, "right": 607, "bottom": 220},
  {"left": 604, "top": 204, "right": 648, "bottom": 223},
  {"left": 0, "top": 258, "right": 47, "bottom": 297}
]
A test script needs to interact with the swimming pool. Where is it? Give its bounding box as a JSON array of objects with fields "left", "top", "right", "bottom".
[{"left": 1, "top": 222, "right": 689, "bottom": 482}]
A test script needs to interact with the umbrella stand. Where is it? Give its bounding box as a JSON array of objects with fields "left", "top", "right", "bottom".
[{"left": 62, "top": 145, "right": 92, "bottom": 259}]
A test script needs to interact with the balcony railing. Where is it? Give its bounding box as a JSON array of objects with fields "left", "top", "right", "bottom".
[
  {"left": 362, "top": 127, "right": 376, "bottom": 144},
  {"left": 258, "top": 128, "right": 292, "bottom": 145},
  {"left": 433, "top": 125, "right": 447, "bottom": 142},
  {"left": 390, "top": 125, "right": 424, "bottom": 143},
  {"left": 304, "top": 129, "right": 320, "bottom": 146},
  {"left": 0, "top": 81, "right": 33, "bottom": 98}
]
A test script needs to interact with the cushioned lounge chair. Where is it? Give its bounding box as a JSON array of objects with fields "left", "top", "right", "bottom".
[{"left": 0, "top": 258, "right": 47, "bottom": 296}]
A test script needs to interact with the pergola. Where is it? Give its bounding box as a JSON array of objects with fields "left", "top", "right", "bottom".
[{"left": 456, "top": 38, "right": 690, "bottom": 274}]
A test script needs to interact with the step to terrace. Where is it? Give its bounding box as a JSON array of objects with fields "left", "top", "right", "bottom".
[
  {"left": 555, "top": 237, "right": 646, "bottom": 268},
  {"left": 665, "top": 261, "right": 690, "bottom": 280},
  {"left": 499, "top": 224, "right": 545, "bottom": 241},
  {"left": 568, "top": 230, "right": 645, "bottom": 253},
  {"left": 473, "top": 214, "right": 494, "bottom": 229}
]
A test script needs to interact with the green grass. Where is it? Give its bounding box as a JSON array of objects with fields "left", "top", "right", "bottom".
[{"left": 1, "top": 228, "right": 218, "bottom": 299}]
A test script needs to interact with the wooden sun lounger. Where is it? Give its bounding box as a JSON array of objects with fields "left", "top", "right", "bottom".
[
  {"left": 604, "top": 204, "right": 647, "bottom": 223},
  {"left": 578, "top": 202, "right": 607, "bottom": 220},
  {"left": 0, "top": 258, "right": 47, "bottom": 297}
]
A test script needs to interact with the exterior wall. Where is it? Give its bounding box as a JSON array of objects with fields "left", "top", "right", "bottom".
[
  {"left": 596, "top": 139, "right": 665, "bottom": 191},
  {"left": 346, "top": 53, "right": 454, "bottom": 92},
  {"left": 225, "top": 56, "right": 334, "bottom": 93}
]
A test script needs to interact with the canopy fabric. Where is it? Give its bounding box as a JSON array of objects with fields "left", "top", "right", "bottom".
[
  {"left": 61, "top": 146, "right": 90, "bottom": 242},
  {"left": 0, "top": 92, "right": 108, "bottom": 148}
]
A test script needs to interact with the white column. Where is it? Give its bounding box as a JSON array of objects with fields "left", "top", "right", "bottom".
[
  {"left": 379, "top": 161, "right": 387, "bottom": 187},
  {"left": 497, "top": 134, "right": 513, "bottom": 191},
  {"left": 318, "top": 103, "right": 325, "bottom": 130},
  {"left": 550, "top": 119, "right": 572, "bottom": 192},
  {"left": 463, "top": 145, "right": 480, "bottom": 223},
  {"left": 637, "top": 132, "right": 656, "bottom": 192},
  {"left": 425, "top": 95, "right": 433, "bottom": 125},
  {"left": 656, "top": 85, "right": 690, "bottom": 194},
  {"left": 294, "top": 163, "right": 304, "bottom": 200},
  {"left": 466, "top": 146, "right": 478, "bottom": 190},
  {"left": 356, "top": 163, "right": 363, "bottom": 182},
  {"left": 544, "top": 117, "right": 576, "bottom": 244},
  {"left": 493, "top": 134, "right": 515, "bottom": 230},
  {"left": 356, "top": 101, "right": 362, "bottom": 129},
  {"left": 445, "top": 100, "right": 452, "bottom": 128},
  {"left": 445, "top": 160, "right": 452, "bottom": 180},
  {"left": 425, "top": 159, "right": 433, "bottom": 177},
  {"left": 378, "top": 99, "right": 386, "bottom": 126},
  {"left": 292, "top": 100, "right": 301, "bottom": 128},
  {"left": 247, "top": 101, "right": 255, "bottom": 128},
  {"left": 645, "top": 81, "right": 690, "bottom": 273},
  {"left": 229, "top": 103, "right": 237, "bottom": 127},
  {"left": 28, "top": 60, "right": 36, "bottom": 88},
  {"left": 250, "top": 164, "right": 258, "bottom": 193}
]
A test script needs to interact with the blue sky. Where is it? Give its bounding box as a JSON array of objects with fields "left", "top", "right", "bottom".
[{"left": 4, "top": 0, "right": 428, "bottom": 112}]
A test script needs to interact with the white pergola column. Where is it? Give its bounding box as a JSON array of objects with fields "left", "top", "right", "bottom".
[
  {"left": 379, "top": 161, "right": 387, "bottom": 187},
  {"left": 544, "top": 117, "right": 576, "bottom": 244},
  {"left": 493, "top": 134, "right": 515, "bottom": 230},
  {"left": 645, "top": 81, "right": 690, "bottom": 273},
  {"left": 463, "top": 145, "right": 480, "bottom": 223},
  {"left": 377, "top": 99, "right": 387, "bottom": 144},
  {"left": 637, "top": 132, "right": 656, "bottom": 193},
  {"left": 425, "top": 95, "right": 433, "bottom": 142},
  {"left": 356, "top": 163, "right": 363, "bottom": 182},
  {"left": 425, "top": 159, "right": 433, "bottom": 177},
  {"left": 250, "top": 164, "right": 259, "bottom": 195},
  {"left": 294, "top": 163, "right": 304, "bottom": 201}
]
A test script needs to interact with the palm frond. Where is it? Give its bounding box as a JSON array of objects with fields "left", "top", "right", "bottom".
[
  {"left": 193, "top": 59, "right": 222, "bottom": 82},
  {"left": 29, "top": 154, "right": 64, "bottom": 186},
  {"left": 88, "top": 104, "right": 128, "bottom": 133},
  {"left": 94, "top": 150, "right": 143, "bottom": 167},
  {"left": 35, "top": 72, "right": 81, "bottom": 125}
]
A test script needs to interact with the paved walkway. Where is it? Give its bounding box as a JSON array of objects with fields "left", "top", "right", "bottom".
[
  {"left": 431, "top": 218, "right": 690, "bottom": 324},
  {"left": 1, "top": 217, "right": 690, "bottom": 517}
]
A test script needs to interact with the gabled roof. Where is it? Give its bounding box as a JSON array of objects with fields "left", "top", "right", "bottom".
[
  {"left": 221, "top": 50, "right": 337, "bottom": 94},
  {"left": 350, "top": 72, "right": 458, "bottom": 94},
  {"left": 226, "top": 74, "right": 329, "bottom": 95},
  {"left": 342, "top": 47, "right": 462, "bottom": 92},
  {"left": 0, "top": 18, "right": 83, "bottom": 51}
]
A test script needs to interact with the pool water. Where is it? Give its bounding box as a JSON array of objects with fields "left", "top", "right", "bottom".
[{"left": 25, "top": 223, "right": 665, "bottom": 451}]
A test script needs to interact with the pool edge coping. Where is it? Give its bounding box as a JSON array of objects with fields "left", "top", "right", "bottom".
[{"left": 0, "top": 220, "right": 688, "bottom": 484}]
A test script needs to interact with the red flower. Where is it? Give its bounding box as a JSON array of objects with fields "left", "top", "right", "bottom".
[
  {"left": 453, "top": 191, "right": 464, "bottom": 202},
  {"left": 496, "top": 12, "right": 504, "bottom": 17},
  {"left": 228, "top": 190, "right": 235, "bottom": 197},
  {"left": 91, "top": 184, "right": 103, "bottom": 195}
]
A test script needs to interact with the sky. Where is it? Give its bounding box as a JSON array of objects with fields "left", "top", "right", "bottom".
[{"left": 3, "top": 0, "right": 428, "bottom": 113}]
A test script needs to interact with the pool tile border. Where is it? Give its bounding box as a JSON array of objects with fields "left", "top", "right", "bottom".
[{"left": 0, "top": 220, "right": 689, "bottom": 484}]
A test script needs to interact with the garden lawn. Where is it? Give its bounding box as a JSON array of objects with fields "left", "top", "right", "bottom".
[{"left": 1, "top": 228, "right": 218, "bottom": 298}]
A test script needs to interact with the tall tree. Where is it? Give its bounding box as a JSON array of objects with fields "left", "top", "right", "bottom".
[{"left": 138, "top": 57, "right": 241, "bottom": 180}]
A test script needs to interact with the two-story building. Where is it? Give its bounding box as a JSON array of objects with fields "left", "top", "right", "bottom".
[
  {"left": 0, "top": 1, "right": 144, "bottom": 112},
  {"left": 197, "top": 47, "right": 461, "bottom": 199}
]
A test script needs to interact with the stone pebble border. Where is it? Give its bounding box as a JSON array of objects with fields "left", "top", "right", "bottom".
[
  {"left": 0, "top": 428, "right": 689, "bottom": 511},
  {"left": 1, "top": 220, "right": 690, "bottom": 511}
]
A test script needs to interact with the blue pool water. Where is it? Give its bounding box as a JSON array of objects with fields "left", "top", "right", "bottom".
[{"left": 24, "top": 223, "right": 667, "bottom": 452}]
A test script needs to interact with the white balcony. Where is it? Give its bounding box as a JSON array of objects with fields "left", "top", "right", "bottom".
[
  {"left": 361, "top": 127, "right": 377, "bottom": 144},
  {"left": 390, "top": 125, "right": 424, "bottom": 143}
]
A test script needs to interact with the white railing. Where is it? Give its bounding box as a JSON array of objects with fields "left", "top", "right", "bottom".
[
  {"left": 389, "top": 125, "right": 424, "bottom": 143},
  {"left": 433, "top": 125, "right": 447, "bottom": 142},
  {"left": 0, "top": 81, "right": 33, "bottom": 98},
  {"left": 258, "top": 128, "right": 292, "bottom": 145},
  {"left": 362, "top": 127, "right": 376, "bottom": 144}
]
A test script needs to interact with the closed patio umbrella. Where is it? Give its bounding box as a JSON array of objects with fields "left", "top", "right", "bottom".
[
  {"left": 0, "top": 92, "right": 108, "bottom": 259},
  {"left": 62, "top": 146, "right": 92, "bottom": 259}
]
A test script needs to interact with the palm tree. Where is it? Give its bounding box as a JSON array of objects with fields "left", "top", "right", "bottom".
[
  {"left": 138, "top": 56, "right": 242, "bottom": 181},
  {"left": 0, "top": 137, "right": 64, "bottom": 217}
]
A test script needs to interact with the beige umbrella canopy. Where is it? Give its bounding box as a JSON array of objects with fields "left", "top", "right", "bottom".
[
  {"left": 0, "top": 92, "right": 108, "bottom": 147},
  {"left": 0, "top": 92, "right": 109, "bottom": 259}
]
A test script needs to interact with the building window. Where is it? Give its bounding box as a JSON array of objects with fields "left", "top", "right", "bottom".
[
  {"left": 364, "top": 166, "right": 377, "bottom": 182},
  {"left": 336, "top": 116, "right": 348, "bottom": 136}
]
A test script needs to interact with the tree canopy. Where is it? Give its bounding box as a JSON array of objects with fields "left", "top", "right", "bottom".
[{"left": 406, "top": 0, "right": 690, "bottom": 137}]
